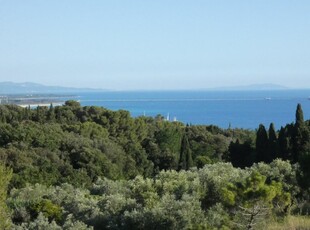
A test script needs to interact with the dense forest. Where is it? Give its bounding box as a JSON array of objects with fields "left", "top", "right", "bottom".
[{"left": 0, "top": 101, "right": 309, "bottom": 229}]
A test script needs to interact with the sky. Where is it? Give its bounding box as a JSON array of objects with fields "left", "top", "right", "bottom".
[{"left": 0, "top": 1, "right": 309, "bottom": 90}]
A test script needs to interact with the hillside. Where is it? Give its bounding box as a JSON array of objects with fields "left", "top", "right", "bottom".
[{"left": 0, "top": 101, "right": 309, "bottom": 229}]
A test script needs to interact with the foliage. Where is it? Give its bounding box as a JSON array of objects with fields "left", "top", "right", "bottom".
[
  {"left": 6, "top": 162, "right": 297, "bottom": 229},
  {"left": 0, "top": 101, "right": 309, "bottom": 228},
  {"left": 0, "top": 163, "right": 12, "bottom": 229}
]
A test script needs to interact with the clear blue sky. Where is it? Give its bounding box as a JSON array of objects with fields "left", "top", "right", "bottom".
[{"left": 0, "top": 1, "right": 309, "bottom": 90}]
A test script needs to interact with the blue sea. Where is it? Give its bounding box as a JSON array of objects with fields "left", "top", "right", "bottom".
[{"left": 73, "top": 90, "right": 310, "bottom": 130}]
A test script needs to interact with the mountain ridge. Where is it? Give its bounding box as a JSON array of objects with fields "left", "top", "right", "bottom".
[
  {"left": 0, "top": 82, "right": 301, "bottom": 94},
  {"left": 205, "top": 83, "right": 289, "bottom": 91},
  {"left": 0, "top": 81, "right": 108, "bottom": 94}
]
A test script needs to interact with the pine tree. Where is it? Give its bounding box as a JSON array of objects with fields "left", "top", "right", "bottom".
[{"left": 256, "top": 124, "right": 268, "bottom": 163}]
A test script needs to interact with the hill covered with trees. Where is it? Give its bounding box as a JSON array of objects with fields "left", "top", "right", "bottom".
[{"left": 0, "top": 101, "right": 309, "bottom": 229}]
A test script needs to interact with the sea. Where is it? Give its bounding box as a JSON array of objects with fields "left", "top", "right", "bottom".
[{"left": 70, "top": 90, "right": 310, "bottom": 130}]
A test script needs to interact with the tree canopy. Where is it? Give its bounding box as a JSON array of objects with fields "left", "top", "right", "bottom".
[{"left": 0, "top": 102, "right": 309, "bottom": 229}]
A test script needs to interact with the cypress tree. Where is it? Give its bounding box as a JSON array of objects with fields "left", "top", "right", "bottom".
[
  {"left": 229, "top": 139, "right": 240, "bottom": 167},
  {"left": 298, "top": 150, "right": 310, "bottom": 189},
  {"left": 229, "top": 139, "right": 255, "bottom": 168},
  {"left": 256, "top": 124, "right": 268, "bottom": 163},
  {"left": 47, "top": 103, "right": 56, "bottom": 122},
  {"left": 293, "top": 104, "right": 309, "bottom": 162},
  {"left": 179, "top": 133, "right": 193, "bottom": 170},
  {"left": 186, "top": 145, "right": 194, "bottom": 169},
  {"left": 268, "top": 123, "right": 278, "bottom": 162},
  {"left": 34, "top": 106, "right": 42, "bottom": 122},
  {"left": 295, "top": 103, "right": 304, "bottom": 127},
  {"left": 23, "top": 106, "right": 30, "bottom": 120},
  {"left": 278, "top": 126, "right": 290, "bottom": 160}
]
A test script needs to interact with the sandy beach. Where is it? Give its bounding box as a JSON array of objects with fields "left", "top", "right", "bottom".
[{"left": 18, "top": 102, "right": 64, "bottom": 108}]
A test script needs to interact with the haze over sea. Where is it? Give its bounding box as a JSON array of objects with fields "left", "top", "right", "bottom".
[{"left": 75, "top": 90, "right": 310, "bottom": 130}]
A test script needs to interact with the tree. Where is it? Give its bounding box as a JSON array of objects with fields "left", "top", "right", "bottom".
[
  {"left": 256, "top": 124, "right": 268, "bottom": 163},
  {"left": 65, "top": 100, "right": 81, "bottom": 108},
  {"left": 298, "top": 150, "right": 310, "bottom": 189},
  {"left": 229, "top": 139, "right": 255, "bottom": 168},
  {"left": 34, "top": 106, "right": 47, "bottom": 123},
  {"left": 268, "top": 123, "right": 278, "bottom": 162},
  {"left": 278, "top": 126, "right": 290, "bottom": 160},
  {"left": 295, "top": 103, "right": 304, "bottom": 127},
  {"left": 23, "top": 106, "right": 31, "bottom": 120},
  {"left": 293, "top": 104, "right": 310, "bottom": 189},
  {"left": 179, "top": 133, "right": 193, "bottom": 170},
  {"left": 293, "top": 104, "right": 310, "bottom": 163},
  {"left": 224, "top": 171, "right": 291, "bottom": 229},
  {"left": 0, "top": 163, "right": 12, "bottom": 229},
  {"left": 47, "top": 103, "right": 56, "bottom": 122}
]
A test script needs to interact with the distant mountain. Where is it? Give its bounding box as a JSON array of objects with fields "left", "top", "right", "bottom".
[
  {"left": 0, "top": 82, "right": 107, "bottom": 94},
  {"left": 207, "top": 84, "right": 289, "bottom": 91}
]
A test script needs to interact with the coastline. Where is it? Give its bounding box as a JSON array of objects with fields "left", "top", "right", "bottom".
[{"left": 18, "top": 102, "right": 64, "bottom": 108}]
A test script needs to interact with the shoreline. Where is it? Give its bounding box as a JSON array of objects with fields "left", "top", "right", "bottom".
[{"left": 17, "top": 102, "right": 64, "bottom": 108}]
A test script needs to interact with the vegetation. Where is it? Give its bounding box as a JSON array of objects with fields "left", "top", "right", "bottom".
[
  {"left": 0, "top": 163, "right": 12, "bottom": 229},
  {"left": 267, "top": 215, "right": 310, "bottom": 230},
  {"left": 0, "top": 101, "right": 309, "bottom": 229}
]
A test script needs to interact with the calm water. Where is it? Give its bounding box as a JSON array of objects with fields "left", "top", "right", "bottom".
[{"left": 75, "top": 90, "right": 310, "bottom": 129}]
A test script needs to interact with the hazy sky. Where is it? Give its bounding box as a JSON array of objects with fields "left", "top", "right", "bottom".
[{"left": 0, "top": 1, "right": 309, "bottom": 90}]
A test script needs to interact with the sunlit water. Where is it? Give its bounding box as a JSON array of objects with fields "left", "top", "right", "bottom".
[{"left": 73, "top": 90, "right": 310, "bottom": 129}]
